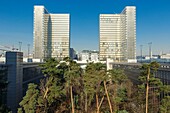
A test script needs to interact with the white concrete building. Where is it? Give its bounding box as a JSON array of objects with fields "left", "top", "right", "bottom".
[
  {"left": 81, "top": 52, "right": 90, "bottom": 61},
  {"left": 160, "top": 54, "right": 170, "bottom": 59},
  {"left": 80, "top": 50, "right": 99, "bottom": 62},
  {"left": 91, "top": 52, "right": 99, "bottom": 62}
]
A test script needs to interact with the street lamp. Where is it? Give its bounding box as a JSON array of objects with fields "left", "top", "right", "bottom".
[
  {"left": 27, "top": 44, "right": 30, "bottom": 58},
  {"left": 148, "top": 42, "right": 152, "bottom": 62},
  {"left": 140, "top": 45, "right": 143, "bottom": 63},
  {"left": 19, "top": 41, "right": 22, "bottom": 52}
]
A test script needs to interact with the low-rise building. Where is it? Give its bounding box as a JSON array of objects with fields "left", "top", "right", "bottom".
[
  {"left": 160, "top": 54, "right": 170, "bottom": 59},
  {"left": 0, "top": 52, "right": 43, "bottom": 113},
  {"left": 80, "top": 50, "right": 99, "bottom": 62}
]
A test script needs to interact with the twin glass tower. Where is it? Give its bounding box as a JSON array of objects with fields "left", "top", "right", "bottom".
[{"left": 34, "top": 6, "right": 136, "bottom": 62}]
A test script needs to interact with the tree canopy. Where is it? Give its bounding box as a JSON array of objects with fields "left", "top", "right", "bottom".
[{"left": 18, "top": 59, "right": 169, "bottom": 113}]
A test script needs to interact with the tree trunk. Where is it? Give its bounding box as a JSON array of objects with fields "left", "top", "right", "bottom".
[
  {"left": 44, "top": 87, "right": 49, "bottom": 99},
  {"left": 70, "top": 86, "right": 74, "bottom": 113},
  {"left": 96, "top": 93, "right": 99, "bottom": 113},
  {"left": 99, "top": 95, "right": 105, "bottom": 109},
  {"left": 44, "top": 99, "right": 48, "bottom": 113},
  {"left": 95, "top": 93, "right": 105, "bottom": 113},
  {"left": 146, "top": 67, "right": 150, "bottom": 113},
  {"left": 43, "top": 87, "right": 49, "bottom": 113},
  {"left": 85, "top": 92, "right": 88, "bottom": 112},
  {"left": 104, "top": 81, "right": 113, "bottom": 113}
]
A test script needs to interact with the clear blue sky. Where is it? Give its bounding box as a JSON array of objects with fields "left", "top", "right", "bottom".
[{"left": 0, "top": 0, "right": 170, "bottom": 56}]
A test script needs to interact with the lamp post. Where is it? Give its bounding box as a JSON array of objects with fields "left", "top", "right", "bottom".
[
  {"left": 27, "top": 44, "right": 30, "bottom": 58},
  {"left": 148, "top": 42, "right": 152, "bottom": 62},
  {"left": 140, "top": 45, "right": 143, "bottom": 63},
  {"left": 19, "top": 42, "right": 22, "bottom": 52}
]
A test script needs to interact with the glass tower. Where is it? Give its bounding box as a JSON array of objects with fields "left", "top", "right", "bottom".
[
  {"left": 99, "top": 6, "right": 136, "bottom": 62},
  {"left": 33, "top": 6, "right": 70, "bottom": 59}
]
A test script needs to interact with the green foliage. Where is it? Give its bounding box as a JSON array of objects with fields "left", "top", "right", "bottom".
[
  {"left": 18, "top": 83, "right": 39, "bottom": 113},
  {"left": 83, "top": 62, "right": 106, "bottom": 112},
  {"left": 20, "top": 58, "right": 170, "bottom": 113},
  {"left": 37, "top": 77, "right": 65, "bottom": 112},
  {"left": 19, "top": 58, "right": 67, "bottom": 113},
  {"left": 117, "top": 110, "right": 129, "bottom": 113},
  {"left": 106, "top": 69, "right": 129, "bottom": 112},
  {"left": 40, "top": 58, "right": 59, "bottom": 77},
  {"left": 159, "top": 96, "right": 170, "bottom": 113},
  {"left": 84, "top": 62, "right": 106, "bottom": 93},
  {"left": 116, "top": 88, "right": 127, "bottom": 102},
  {"left": 17, "top": 108, "right": 23, "bottom": 113},
  {"left": 138, "top": 62, "right": 163, "bottom": 93},
  {"left": 162, "top": 85, "right": 170, "bottom": 94},
  {"left": 63, "top": 59, "right": 82, "bottom": 87},
  {"left": 107, "top": 69, "right": 127, "bottom": 84},
  {"left": 137, "top": 62, "right": 165, "bottom": 113}
]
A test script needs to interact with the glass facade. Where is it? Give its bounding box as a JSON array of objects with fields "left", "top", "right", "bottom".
[
  {"left": 23, "top": 66, "right": 43, "bottom": 96},
  {"left": 33, "top": 6, "right": 45, "bottom": 59},
  {"left": 99, "top": 6, "right": 136, "bottom": 61},
  {"left": 100, "top": 14, "right": 126, "bottom": 61},
  {"left": 44, "top": 14, "right": 70, "bottom": 58},
  {"left": 33, "top": 6, "right": 70, "bottom": 59},
  {"left": 122, "top": 6, "right": 136, "bottom": 60}
]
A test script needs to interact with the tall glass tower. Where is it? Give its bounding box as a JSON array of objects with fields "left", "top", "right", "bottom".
[
  {"left": 33, "top": 6, "right": 70, "bottom": 59},
  {"left": 99, "top": 6, "right": 136, "bottom": 62}
]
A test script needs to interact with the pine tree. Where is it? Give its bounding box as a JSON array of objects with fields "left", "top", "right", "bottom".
[
  {"left": 84, "top": 62, "right": 106, "bottom": 113},
  {"left": 138, "top": 61, "right": 162, "bottom": 113},
  {"left": 62, "top": 57, "right": 82, "bottom": 113},
  {"left": 159, "top": 96, "right": 170, "bottom": 113},
  {"left": 18, "top": 58, "right": 66, "bottom": 113},
  {"left": 38, "top": 58, "right": 66, "bottom": 112},
  {"left": 107, "top": 69, "right": 128, "bottom": 113},
  {"left": 18, "top": 83, "right": 39, "bottom": 113}
]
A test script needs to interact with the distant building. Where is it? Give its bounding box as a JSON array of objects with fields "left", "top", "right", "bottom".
[
  {"left": 33, "top": 6, "right": 70, "bottom": 59},
  {"left": 160, "top": 54, "right": 170, "bottom": 59},
  {"left": 0, "top": 57, "right": 5, "bottom": 63},
  {"left": 80, "top": 50, "right": 99, "bottom": 62},
  {"left": 80, "top": 50, "right": 90, "bottom": 61},
  {"left": 99, "top": 6, "right": 136, "bottom": 62},
  {"left": 90, "top": 51, "right": 99, "bottom": 62},
  {"left": 70, "top": 48, "right": 77, "bottom": 60}
]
